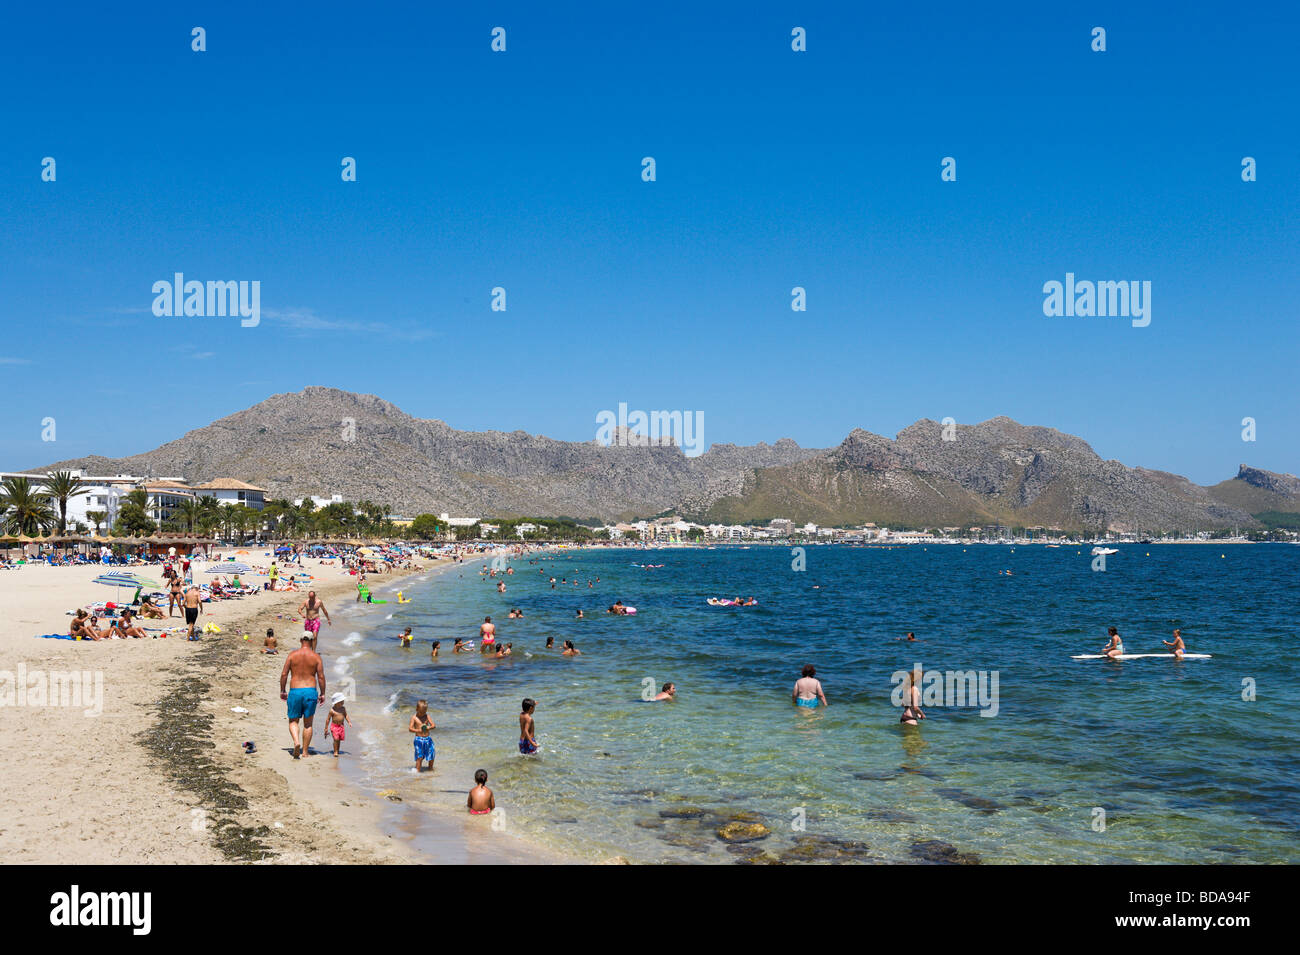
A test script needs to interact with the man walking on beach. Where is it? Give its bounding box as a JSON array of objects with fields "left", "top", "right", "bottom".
[
  {"left": 280, "top": 634, "right": 326, "bottom": 759},
  {"left": 297, "top": 590, "right": 331, "bottom": 651},
  {"left": 183, "top": 583, "right": 203, "bottom": 639}
]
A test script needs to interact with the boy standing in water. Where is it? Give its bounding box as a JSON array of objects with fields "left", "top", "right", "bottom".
[
  {"left": 518, "top": 698, "right": 539, "bottom": 754},
  {"left": 409, "top": 700, "right": 436, "bottom": 771},
  {"left": 467, "top": 769, "right": 495, "bottom": 814}
]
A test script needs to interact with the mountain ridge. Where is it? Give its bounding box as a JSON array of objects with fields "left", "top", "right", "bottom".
[{"left": 32, "top": 387, "right": 1300, "bottom": 531}]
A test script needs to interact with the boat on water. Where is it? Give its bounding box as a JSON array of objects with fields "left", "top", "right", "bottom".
[{"left": 1091, "top": 546, "right": 1119, "bottom": 556}]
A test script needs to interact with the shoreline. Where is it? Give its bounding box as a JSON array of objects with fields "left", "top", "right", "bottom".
[
  {"left": 0, "top": 552, "right": 581, "bottom": 864},
  {"left": 311, "top": 556, "right": 580, "bottom": 864}
]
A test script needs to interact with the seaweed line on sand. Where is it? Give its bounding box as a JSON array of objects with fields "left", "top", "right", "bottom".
[{"left": 138, "top": 636, "right": 275, "bottom": 862}]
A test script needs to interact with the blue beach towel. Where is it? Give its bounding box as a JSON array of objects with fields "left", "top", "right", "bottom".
[{"left": 36, "top": 633, "right": 76, "bottom": 640}]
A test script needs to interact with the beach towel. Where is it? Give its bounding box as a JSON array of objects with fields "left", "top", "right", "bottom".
[{"left": 35, "top": 633, "right": 76, "bottom": 640}]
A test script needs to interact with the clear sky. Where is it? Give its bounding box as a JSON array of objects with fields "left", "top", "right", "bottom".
[{"left": 2, "top": 1, "right": 1296, "bottom": 484}]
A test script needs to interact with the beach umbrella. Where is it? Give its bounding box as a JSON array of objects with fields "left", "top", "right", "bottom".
[
  {"left": 95, "top": 571, "right": 160, "bottom": 588},
  {"left": 92, "top": 571, "right": 157, "bottom": 602},
  {"left": 207, "top": 562, "right": 252, "bottom": 575}
]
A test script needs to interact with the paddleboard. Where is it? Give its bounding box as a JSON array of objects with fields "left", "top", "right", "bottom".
[{"left": 1072, "top": 653, "right": 1211, "bottom": 660}]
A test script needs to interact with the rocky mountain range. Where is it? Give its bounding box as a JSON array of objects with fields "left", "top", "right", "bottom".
[{"left": 34, "top": 388, "right": 1300, "bottom": 532}]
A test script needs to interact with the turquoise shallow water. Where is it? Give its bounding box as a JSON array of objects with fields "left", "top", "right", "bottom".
[{"left": 333, "top": 544, "right": 1299, "bottom": 864}]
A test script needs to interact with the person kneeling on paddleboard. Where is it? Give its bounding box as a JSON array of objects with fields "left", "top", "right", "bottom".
[
  {"left": 1101, "top": 626, "right": 1123, "bottom": 659},
  {"left": 1162, "top": 629, "right": 1186, "bottom": 660}
]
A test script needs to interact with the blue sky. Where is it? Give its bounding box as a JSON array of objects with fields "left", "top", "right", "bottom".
[{"left": 1, "top": 1, "right": 1296, "bottom": 484}]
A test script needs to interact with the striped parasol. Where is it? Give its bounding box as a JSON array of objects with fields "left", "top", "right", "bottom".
[
  {"left": 207, "top": 562, "right": 252, "bottom": 575},
  {"left": 92, "top": 571, "right": 159, "bottom": 601}
]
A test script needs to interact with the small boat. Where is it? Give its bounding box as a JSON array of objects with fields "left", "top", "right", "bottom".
[{"left": 1091, "top": 546, "right": 1118, "bottom": 556}]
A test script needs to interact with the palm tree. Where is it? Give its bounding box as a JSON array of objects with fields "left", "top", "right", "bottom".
[
  {"left": 232, "top": 504, "right": 255, "bottom": 543},
  {"left": 262, "top": 498, "right": 293, "bottom": 537},
  {"left": 216, "top": 503, "right": 237, "bottom": 541},
  {"left": 176, "top": 498, "right": 202, "bottom": 534},
  {"left": 1, "top": 476, "right": 56, "bottom": 536},
  {"left": 86, "top": 510, "right": 107, "bottom": 536},
  {"left": 43, "top": 471, "right": 88, "bottom": 533}
]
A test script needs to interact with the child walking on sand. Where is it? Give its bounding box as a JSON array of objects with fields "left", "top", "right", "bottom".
[
  {"left": 409, "top": 699, "right": 436, "bottom": 771},
  {"left": 326, "top": 692, "right": 351, "bottom": 756},
  {"left": 467, "top": 769, "right": 495, "bottom": 814}
]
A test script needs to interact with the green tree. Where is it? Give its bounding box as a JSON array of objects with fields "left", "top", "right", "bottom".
[
  {"left": 43, "top": 471, "right": 88, "bottom": 533},
  {"left": 176, "top": 497, "right": 202, "bottom": 534},
  {"left": 85, "top": 510, "right": 107, "bottom": 536},
  {"left": 113, "top": 503, "right": 156, "bottom": 536},
  {"left": 1, "top": 477, "right": 56, "bottom": 536},
  {"left": 409, "top": 514, "right": 443, "bottom": 540}
]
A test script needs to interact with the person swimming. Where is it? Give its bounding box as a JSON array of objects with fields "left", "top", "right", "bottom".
[
  {"left": 1101, "top": 626, "right": 1124, "bottom": 659},
  {"left": 792, "top": 664, "right": 828, "bottom": 708}
]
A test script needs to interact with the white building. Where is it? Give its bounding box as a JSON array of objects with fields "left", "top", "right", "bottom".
[
  {"left": 295, "top": 493, "right": 345, "bottom": 510},
  {"left": 194, "top": 479, "right": 266, "bottom": 511},
  {"left": 440, "top": 513, "right": 480, "bottom": 528},
  {"left": 142, "top": 480, "right": 198, "bottom": 523},
  {"left": 0, "top": 470, "right": 176, "bottom": 530}
]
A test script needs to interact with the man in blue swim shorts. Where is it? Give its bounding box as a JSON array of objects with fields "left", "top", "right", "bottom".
[{"left": 280, "top": 634, "right": 326, "bottom": 759}]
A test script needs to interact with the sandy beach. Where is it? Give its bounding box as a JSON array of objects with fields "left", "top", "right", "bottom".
[{"left": 0, "top": 554, "right": 567, "bottom": 864}]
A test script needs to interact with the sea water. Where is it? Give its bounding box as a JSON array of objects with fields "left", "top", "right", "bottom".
[{"left": 328, "top": 545, "right": 1299, "bottom": 864}]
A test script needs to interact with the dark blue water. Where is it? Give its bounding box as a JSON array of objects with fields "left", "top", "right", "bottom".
[{"left": 335, "top": 544, "right": 1300, "bottom": 863}]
